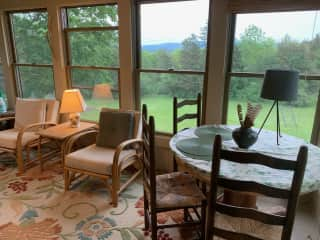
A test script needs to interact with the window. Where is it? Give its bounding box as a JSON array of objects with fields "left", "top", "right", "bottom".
[
  {"left": 226, "top": 11, "right": 320, "bottom": 141},
  {"left": 64, "top": 5, "right": 120, "bottom": 121},
  {"left": 137, "top": 0, "right": 209, "bottom": 133},
  {"left": 0, "top": 59, "right": 7, "bottom": 112},
  {"left": 8, "top": 10, "right": 55, "bottom": 98}
]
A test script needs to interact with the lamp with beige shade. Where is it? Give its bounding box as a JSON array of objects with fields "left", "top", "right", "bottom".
[
  {"left": 60, "top": 89, "right": 86, "bottom": 128},
  {"left": 92, "top": 83, "right": 113, "bottom": 100}
]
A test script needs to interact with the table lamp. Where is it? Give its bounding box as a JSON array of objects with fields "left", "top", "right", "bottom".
[
  {"left": 92, "top": 83, "right": 113, "bottom": 100},
  {"left": 258, "top": 69, "right": 299, "bottom": 145},
  {"left": 60, "top": 89, "right": 87, "bottom": 128}
]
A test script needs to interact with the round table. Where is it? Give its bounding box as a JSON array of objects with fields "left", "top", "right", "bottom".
[{"left": 170, "top": 125, "right": 320, "bottom": 197}]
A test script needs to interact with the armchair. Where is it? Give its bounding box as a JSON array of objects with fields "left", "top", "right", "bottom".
[
  {"left": 64, "top": 108, "right": 142, "bottom": 207},
  {"left": 0, "top": 98, "right": 59, "bottom": 173}
]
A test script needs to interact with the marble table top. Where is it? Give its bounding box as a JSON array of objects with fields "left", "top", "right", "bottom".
[{"left": 169, "top": 125, "right": 320, "bottom": 194}]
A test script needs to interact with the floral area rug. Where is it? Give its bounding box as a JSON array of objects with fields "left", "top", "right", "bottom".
[{"left": 0, "top": 157, "right": 196, "bottom": 240}]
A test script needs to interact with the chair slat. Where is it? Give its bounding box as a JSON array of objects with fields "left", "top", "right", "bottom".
[
  {"left": 213, "top": 227, "right": 263, "bottom": 240},
  {"left": 177, "top": 113, "right": 198, "bottom": 123},
  {"left": 217, "top": 177, "right": 290, "bottom": 199},
  {"left": 220, "top": 150, "right": 297, "bottom": 170},
  {"left": 176, "top": 99, "right": 198, "bottom": 108},
  {"left": 216, "top": 202, "right": 285, "bottom": 225}
]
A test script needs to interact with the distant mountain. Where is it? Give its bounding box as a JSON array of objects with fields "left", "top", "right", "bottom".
[
  {"left": 142, "top": 42, "right": 182, "bottom": 52},
  {"left": 142, "top": 41, "right": 206, "bottom": 52}
]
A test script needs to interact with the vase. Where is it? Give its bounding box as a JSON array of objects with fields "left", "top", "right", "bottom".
[{"left": 232, "top": 127, "right": 258, "bottom": 149}]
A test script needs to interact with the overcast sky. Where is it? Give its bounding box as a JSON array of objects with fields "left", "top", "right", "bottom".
[{"left": 140, "top": 1, "right": 320, "bottom": 45}]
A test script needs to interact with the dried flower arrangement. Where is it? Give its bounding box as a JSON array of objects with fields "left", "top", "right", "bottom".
[{"left": 237, "top": 102, "right": 262, "bottom": 128}]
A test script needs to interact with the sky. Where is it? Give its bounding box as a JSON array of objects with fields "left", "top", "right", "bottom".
[
  {"left": 141, "top": 0, "right": 209, "bottom": 45},
  {"left": 140, "top": 1, "right": 320, "bottom": 45}
]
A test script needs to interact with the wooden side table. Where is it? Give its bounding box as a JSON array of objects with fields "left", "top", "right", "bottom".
[{"left": 37, "top": 121, "right": 97, "bottom": 170}]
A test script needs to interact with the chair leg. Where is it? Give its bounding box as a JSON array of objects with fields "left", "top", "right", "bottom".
[
  {"left": 111, "top": 176, "right": 119, "bottom": 207},
  {"left": 64, "top": 169, "right": 70, "bottom": 191},
  {"left": 173, "top": 155, "right": 178, "bottom": 172},
  {"left": 200, "top": 200, "right": 206, "bottom": 240},
  {"left": 111, "top": 188, "right": 118, "bottom": 208},
  {"left": 184, "top": 208, "right": 189, "bottom": 222},
  {"left": 16, "top": 149, "right": 24, "bottom": 174},
  {"left": 151, "top": 209, "right": 157, "bottom": 240},
  {"left": 144, "top": 192, "right": 150, "bottom": 231}
]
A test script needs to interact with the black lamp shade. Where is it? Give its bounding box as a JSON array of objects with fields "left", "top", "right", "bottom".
[{"left": 261, "top": 69, "right": 299, "bottom": 101}]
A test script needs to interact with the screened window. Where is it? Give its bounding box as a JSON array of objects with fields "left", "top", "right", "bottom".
[
  {"left": 8, "top": 10, "right": 55, "bottom": 98},
  {"left": 138, "top": 0, "right": 209, "bottom": 133},
  {"left": 0, "top": 59, "right": 7, "bottom": 112},
  {"left": 64, "top": 4, "right": 120, "bottom": 121},
  {"left": 226, "top": 11, "right": 320, "bottom": 141}
]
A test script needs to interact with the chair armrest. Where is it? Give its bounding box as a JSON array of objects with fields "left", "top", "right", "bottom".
[
  {"left": 0, "top": 116, "right": 15, "bottom": 122},
  {"left": 16, "top": 122, "right": 57, "bottom": 151},
  {"left": 24, "top": 122, "right": 57, "bottom": 131},
  {"left": 113, "top": 138, "right": 143, "bottom": 168},
  {"left": 64, "top": 129, "right": 99, "bottom": 155}
]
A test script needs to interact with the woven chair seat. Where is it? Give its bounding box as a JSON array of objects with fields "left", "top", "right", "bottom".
[
  {"left": 154, "top": 172, "right": 205, "bottom": 209},
  {"left": 213, "top": 212, "right": 283, "bottom": 240}
]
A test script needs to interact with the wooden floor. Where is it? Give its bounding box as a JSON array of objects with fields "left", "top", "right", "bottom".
[
  {"left": 259, "top": 192, "right": 319, "bottom": 240},
  {"left": 292, "top": 192, "right": 319, "bottom": 240}
]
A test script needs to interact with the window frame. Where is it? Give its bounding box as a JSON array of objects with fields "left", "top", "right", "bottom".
[
  {"left": 223, "top": 13, "right": 320, "bottom": 144},
  {"left": 135, "top": 0, "right": 211, "bottom": 135},
  {"left": 62, "top": 3, "right": 121, "bottom": 109},
  {"left": 7, "top": 8, "right": 55, "bottom": 98}
]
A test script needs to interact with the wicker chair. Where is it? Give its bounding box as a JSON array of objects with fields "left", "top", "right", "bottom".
[
  {"left": 0, "top": 98, "right": 59, "bottom": 173},
  {"left": 64, "top": 108, "right": 143, "bottom": 207}
]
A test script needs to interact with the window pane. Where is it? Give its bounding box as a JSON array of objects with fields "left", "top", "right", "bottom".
[
  {"left": 17, "top": 66, "right": 55, "bottom": 98},
  {"left": 140, "top": 0, "right": 209, "bottom": 70},
  {"left": 140, "top": 72, "right": 203, "bottom": 132},
  {"left": 10, "top": 12, "right": 52, "bottom": 64},
  {"left": 71, "top": 68, "right": 119, "bottom": 121},
  {"left": 67, "top": 5, "right": 118, "bottom": 28},
  {"left": 227, "top": 77, "right": 320, "bottom": 141},
  {"left": 0, "top": 65, "right": 7, "bottom": 112},
  {"left": 233, "top": 11, "right": 320, "bottom": 74},
  {"left": 69, "top": 31, "right": 119, "bottom": 67}
]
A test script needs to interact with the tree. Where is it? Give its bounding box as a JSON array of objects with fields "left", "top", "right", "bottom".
[{"left": 237, "top": 25, "right": 277, "bottom": 72}]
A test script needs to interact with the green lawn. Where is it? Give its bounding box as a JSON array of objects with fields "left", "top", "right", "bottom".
[{"left": 82, "top": 96, "right": 316, "bottom": 142}]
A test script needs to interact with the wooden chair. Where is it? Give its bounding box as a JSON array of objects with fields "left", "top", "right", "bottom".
[
  {"left": 64, "top": 108, "right": 143, "bottom": 207},
  {"left": 205, "top": 135, "right": 308, "bottom": 240},
  {"left": 142, "top": 104, "right": 206, "bottom": 240},
  {"left": 173, "top": 93, "right": 201, "bottom": 171},
  {"left": 0, "top": 98, "right": 59, "bottom": 173}
]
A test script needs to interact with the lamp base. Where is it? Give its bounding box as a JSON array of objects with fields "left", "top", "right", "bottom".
[
  {"left": 69, "top": 112, "right": 80, "bottom": 128},
  {"left": 258, "top": 100, "right": 281, "bottom": 145}
]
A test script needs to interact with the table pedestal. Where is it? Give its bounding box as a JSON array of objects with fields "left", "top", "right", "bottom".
[{"left": 223, "top": 189, "right": 257, "bottom": 209}]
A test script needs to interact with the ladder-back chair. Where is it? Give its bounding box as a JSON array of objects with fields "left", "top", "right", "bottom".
[
  {"left": 206, "top": 135, "right": 308, "bottom": 240},
  {"left": 142, "top": 104, "right": 206, "bottom": 240}
]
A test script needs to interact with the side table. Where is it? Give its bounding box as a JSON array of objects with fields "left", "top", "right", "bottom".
[{"left": 37, "top": 121, "right": 97, "bottom": 170}]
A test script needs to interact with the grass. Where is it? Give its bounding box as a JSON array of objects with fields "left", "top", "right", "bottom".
[{"left": 81, "top": 95, "right": 316, "bottom": 141}]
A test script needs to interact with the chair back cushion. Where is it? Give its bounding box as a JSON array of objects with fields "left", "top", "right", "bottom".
[
  {"left": 96, "top": 109, "right": 134, "bottom": 148},
  {"left": 44, "top": 99, "right": 60, "bottom": 123},
  {"left": 14, "top": 98, "right": 46, "bottom": 129}
]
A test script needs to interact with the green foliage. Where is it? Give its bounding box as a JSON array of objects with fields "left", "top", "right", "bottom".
[
  {"left": 8, "top": 9, "right": 320, "bottom": 110},
  {"left": 230, "top": 25, "right": 320, "bottom": 107}
]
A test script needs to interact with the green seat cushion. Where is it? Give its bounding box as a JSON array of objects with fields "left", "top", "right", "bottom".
[{"left": 96, "top": 111, "right": 134, "bottom": 148}]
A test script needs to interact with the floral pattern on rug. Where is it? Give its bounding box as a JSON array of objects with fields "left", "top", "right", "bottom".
[{"left": 0, "top": 160, "right": 148, "bottom": 240}]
